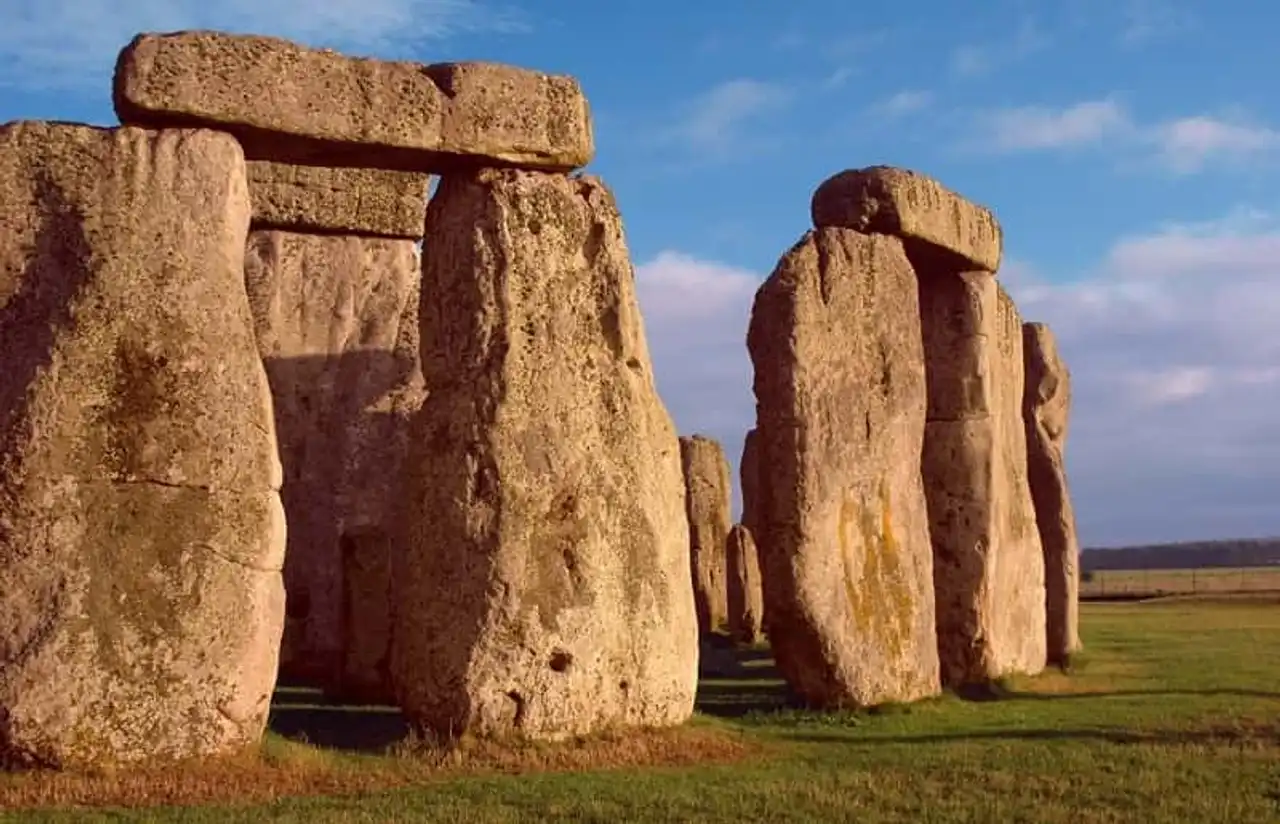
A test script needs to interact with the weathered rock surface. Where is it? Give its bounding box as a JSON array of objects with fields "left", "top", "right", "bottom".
[
  {"left": 811, "top": 166, "right": 1002, "bottom": 273},
  {"left": 246, "top": 161, "right": 430, "bottom": 237},
  {"left": 918, "top": 269, "right": 1046, "bottom": 685},
  {"left": 740, "top": 428, "right": 761, "bottom": 540},
  {"left": 679, "top": 435, "right": 732, "bottom": 635},
  {"left": 0, "top": 122, "right": 284, "bottom": 767},
  {"left": 114, "top": 31, "right": 594, "bottom": 173},
  {"left": 243, "top": 230, "right": 424, "bottom": 696},
  {"left": 392, "top": 168, "right": 696, "bottom": 739},
  {"left": 726, "top": 525, "right": 764, "bottom": 645},
  {"left": 746, "top": 227, "right": 941, "bottom": 708},
  {"left": 1023, "top": 322, "right": 1081, "bottom": 665}
]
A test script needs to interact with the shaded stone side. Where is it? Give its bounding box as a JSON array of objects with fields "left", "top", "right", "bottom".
[
  {"left": 1022, "top": 322, "right": 1082, "bottom": 665},
  {"left": 114, "top": 31, "right": 594, "bottom": 173},
  {"left": 679, "top": 435, "right": 732, "bottom": 635},
  {"left": 392, "top": 169, "right": 697, "bottom": 739},
  {"left": 246, "top": 161, "right": 430, "bottom": 238},
  {"left": 243, "top": 231, "right": 424, "bottom": 696},
  {"left": 740, "top": 428, "right": 761, "bottom": 540},
  {"left": 726, "top": 525, "right": 764, "bottom": 645},
  {"left": 918, "top": 268, "right": 1047, "bottom": 685},
  {"left": 0, "top": 122, "right": 284, "bottom": 767},
  {"left": 811, "top": 166, "right": 1002, "bottom": 273},
  {"left": 746, "top": 227, "right": 941, "bottom": 709}
]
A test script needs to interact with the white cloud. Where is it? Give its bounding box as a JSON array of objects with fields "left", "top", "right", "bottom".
[
  {"left": 669, "top": 79, "right": 792, "bottom": 153},
  {"left": 634, "top": 251, "right": 761, "bottom": 514},
  {"left": 968, "top": 98, "right": 1280, "bottom": 174},
  {"left": 973, "top": 98, "right": 1131, "bottom": 150},
  {"left": 1007, "top": 210, "right": 1280, "bottom": 543},
  {"left": 0, "top": 0, "right": 528, "bottom": 91},
  {"left": 873, "top": 90, "right": 933, "bottom": 119}
]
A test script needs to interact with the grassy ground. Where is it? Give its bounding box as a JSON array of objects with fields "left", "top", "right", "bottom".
[
  {"left": 3, "top": 598, "right": 1279, "bottom": 822},
  {"left": 1080, "top": 566, "right": 1280, "bottom": 599}
]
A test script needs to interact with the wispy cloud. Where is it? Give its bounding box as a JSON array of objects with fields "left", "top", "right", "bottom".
[
  {"left": 872, "top": 90, "right": 933, "bottom": 119},
  {"left": 1121, "top": 0, "right": 1195, "bottom": 45},
  {"left": 0, "top": 0, "right": 529, "bottom": 91},
  {"left": 950, "top": 18, "right": 1048, "bottom": 79},
  {"left": 665, "top": 79, "right": 792, "bottom": 154},
  {"left": 966, "top": 98, "right": 1280, "bottom": 174}
]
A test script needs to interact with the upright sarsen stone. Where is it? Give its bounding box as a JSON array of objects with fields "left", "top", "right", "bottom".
[
  {"left": 1023, "top": 322, "right": 1082, "bottom": 665},
  {"left": 392, "top": 169, "right": 697, "bottom": 739},
  {"left": 0, "top": 122, "right": 284, "bottom": 767},
  {"left": 746, "top": 227, "right": 941, "bottom": 708},
  {"left": 679, "top": 435, "right": 732, "bottom": 635},
  {"left": 726, "top": 525, "right": 764, "bottom": 645}
]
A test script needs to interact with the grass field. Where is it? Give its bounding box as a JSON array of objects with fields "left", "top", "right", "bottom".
[
  {"left": 1081, "top": 566, "right": 1280, "bottom": 599},
  {"left": 3, "top": 597, "right": 1279, "bottom": 822}
]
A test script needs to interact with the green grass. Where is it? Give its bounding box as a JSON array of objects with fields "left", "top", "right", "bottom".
[
  {"left": 4, "top": 598, "right": 1280, "bottom": 822},
  {"left": 1081, "top": 566, "right": 1280, "bottom": 598}
]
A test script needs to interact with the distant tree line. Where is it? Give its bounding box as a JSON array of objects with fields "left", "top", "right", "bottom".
[{"left": 1081, "top": 538, "right": 1280, "bottom": 572}]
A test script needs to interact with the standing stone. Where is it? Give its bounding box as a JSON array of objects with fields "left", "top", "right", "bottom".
[
  {"left": 916, "top": 268, "right": 1047, "bottom": 684},
  {"left": 740, "top": 428, "right": 761, "bottom": 540},
  {"left": 726, "top": 525, "right": 764, "bottom": 645},
  {"left": 0, "top": 122, "right": 284, "bottom": 767},
  {"left": 243, "top": 231, "right": 424, "bottom": 697},
  {"left": 679, "top": 435, "right": 732, "bottom": 635},
  {"left": 815, "top": 165, "right": 1046, "bottom": 686},
  {"left": 1023, "top": 322, "right": 1082, "bottom": 665},
  {"left": 114, "top": 31, "right": 594, "bottom": 173},
  {"left": 393, "top": 168, "right": 696, "bottom": 739},
  {"left": 746, "top": 227, "right": 941, "bottom": 708}
]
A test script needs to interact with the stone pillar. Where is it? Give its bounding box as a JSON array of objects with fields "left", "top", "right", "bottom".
[{"left": 680, "top": 435, "right": 732, "bottom": 636}]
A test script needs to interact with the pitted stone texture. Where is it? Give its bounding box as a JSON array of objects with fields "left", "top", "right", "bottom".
[
  {"left": 114, "top": 31, "right": 594, "bottom": 173},
  {"left": 726, "top": 525, "right": 764, "bottom": 645},
  {"left": 919, "top": 270, "right": 1046, "bottom": 686},
  {"left": 811, "top": 166, "right": 1002, "bottom": 273},
  {"left": 740, "top": 428, "right": 761, "bottom": 540},
  {"left": 392, "top": 169, "right": 696, "bottom": 739},
  {"left": 243, "top": 231, "right": 424, "bottom": 697},
  {"left": 746, "top": 227, "right": 941, "bottom": 709},
  {"left": 0, "top": 122, "right": 284, "bottom": 768},
  {"left": 1023, "top": 322, "right": 1081, "bottom": 665},
  {"left": 679, "top": 435, "right": 732, "bottom": 635},
  {"left": 246, "top": 161, "right": 430, "bottom": 237}
]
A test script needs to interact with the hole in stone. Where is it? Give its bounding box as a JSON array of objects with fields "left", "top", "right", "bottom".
[
  {"left": 549, "top": 650, "right": 573, "bottom": 673},
  {"left": 618, "top": 679, "right": 630, "bottom": 693}
]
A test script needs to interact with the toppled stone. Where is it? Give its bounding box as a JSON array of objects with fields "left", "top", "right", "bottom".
[
  {"left": 726, "top": 525, "right": 764, "bottom": 645},
  {"left": 1022, "top": 322, "right": 1082, "bottom": 665},
  {"left": 243, "top": 230, "right": 424, "bottom": 696},
  {"left": 246, "top": 161, "right": 430, "bottom": 237},
  {"left": 746, "top": 227, "right": 941, "bottom": 708},
  {"left": 0, "top": 122, "right": 284, "bottom": 767},
  {"left": 811, "top": 166, "right": 1002, "bottom": 273},
  {"left": 392, "top": 168, "right": 697, "bottom": 739},
  {"left": 679, "top": 435, "right": 732, "bottom": 635},
  {"left": 918, "top": 269, "right": 1047, "bottom": 685},
  {"left": 114, "top": 31, "right": 594, "bottom": 173}
]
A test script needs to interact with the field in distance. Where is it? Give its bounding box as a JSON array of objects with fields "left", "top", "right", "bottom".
[{"left": 1081, "top": 566, "right": 1280, "bottom": 599}]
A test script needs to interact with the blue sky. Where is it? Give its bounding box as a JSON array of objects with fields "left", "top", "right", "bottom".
[{"left": 3, "top": 0, "right": 1279, "bottom": 547}]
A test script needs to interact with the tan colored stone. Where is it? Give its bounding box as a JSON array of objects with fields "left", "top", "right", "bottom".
[
  {"left": 392, "top": 169, "right": 696, "bottom": 739},
  {"left": 919, "top": 269, "right": 1046, "bottom": 686},
  {"left": 740, "top": 428, "right": 761, "bottom": 540},
  {"left": 811, "top": 166, "right": 1002, "bottom": 272},
  {"left": 726, "top": 525, "right": 764, "bottom": 645},
  {"left": 242, "top": 230, "right": 424, "bottom": 697},
  {"left": 0, "top": 122, "right": 284, "bottom": 767},
  {"left": 1023, "top": 322, "right": 1081, "bottom": 665},
  {"left": 246, "top": 161, "right": 430, "bottom": 237},
  {"left": 679, "top": 435, "right": 732, "bottom": 635},
  {"left": 746, "top": 227, "right": 941, "bottom": 708},
  {"left": 114, "top": 31, "right": 593, "bottom": 173}
]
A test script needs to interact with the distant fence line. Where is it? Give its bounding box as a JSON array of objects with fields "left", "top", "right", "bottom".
[{"left": 1079, "top": 566, "right": 1280, "bottom": 600}]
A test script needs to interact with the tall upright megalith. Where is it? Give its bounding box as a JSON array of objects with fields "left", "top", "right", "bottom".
[
  {"left": 392, "top": 169, "right": 697, "bottom": 739},
  {"left": 679, "top": 435, "right": 732, "bottom": 635},
  {"left": 0, "top": 123, "right": 285, "bottom": 767},
  {"left": 1023, "top": 322, "right": 1082, "bottom": 664},
  {"left": 747, "top": 226, "right": 941, "bottom": 708},
  {"left": 813, "top": 166, "right": 1047, "bottom": 685},
  {"left": 726, "top": 525, "right": 764, "bottom": 645}
]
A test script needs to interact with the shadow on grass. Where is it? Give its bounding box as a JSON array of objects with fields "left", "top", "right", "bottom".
[
  {"left": 268, "top": 681, "right": 408, "bottom": 753},
  {"left": 782, "top": 722, "right": 1280, "bottom": 748}
]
